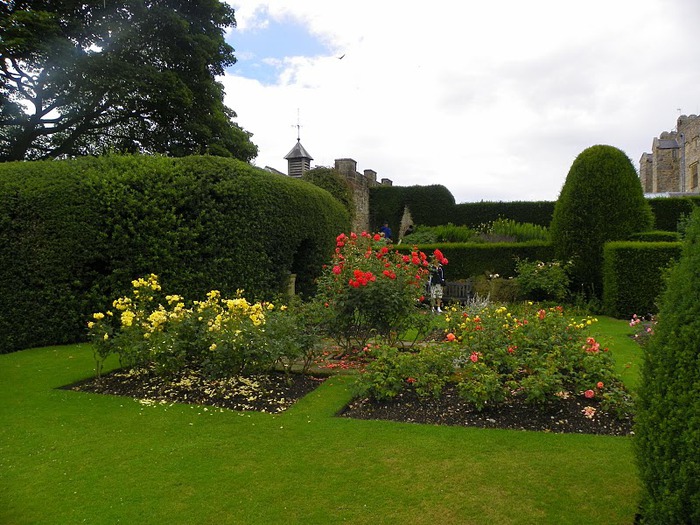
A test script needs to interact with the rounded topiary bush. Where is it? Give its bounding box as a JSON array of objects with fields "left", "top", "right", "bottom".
[
  {"left": 634, "top": 207, "right": 700, "bottom": 523},
  {"left": 550, "top": 145, "right": 653, "bottom": 299},
  {"left": 0, "top": 154, "right": 350, "bottom": 353}
]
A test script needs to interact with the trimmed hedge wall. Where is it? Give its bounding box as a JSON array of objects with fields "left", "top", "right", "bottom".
[
  {"left": 628, "top": 230, "right": 681, "bottom": 242},
  {"left": 369, "top": 189, "right": 699, "bottom": 235},
  {"left": 0, "top": 155, "right": 349, "bottom": 353},
  {"left": 369, "top": 185, "right": 456, "bottom": 233},
  {"left": 602, "top": 241, "right": 681, "bottom": 318},
  {"left": 450, "top": 200, "right": 555, "bottom": 228},
  {"left": 397, "top": 241, "right": 554, "bottom": 280},
  {"left": 647, "top": 196, "right": 700, "bottom": 231}
]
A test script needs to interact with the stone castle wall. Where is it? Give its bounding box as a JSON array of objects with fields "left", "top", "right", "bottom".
[
  {"left": 334, "top": 158, "right": 391, "bottom": 232},
  {"left": 641, "top": 115, "right": 700, "bottom": 194}
]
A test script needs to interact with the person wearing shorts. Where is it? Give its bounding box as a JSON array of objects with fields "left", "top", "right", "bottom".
[{"left": 429, "top": 263, "right": 445, "bottom": 313}]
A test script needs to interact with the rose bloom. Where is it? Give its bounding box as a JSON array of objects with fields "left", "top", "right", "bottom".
[
  {"left": 470, "top": 352, "right": 479, "bottom": 363},
  {"left": 584, "top": 389, "right": 595, "bottom": 399},
  {"left": 582, "top": 406, "right": 597, "bottom": 419},
  {"left": 597, "top": 381, "right": 604, "bottom": 389},
  {"left": 446, "top": 332, "right": 456, "bottom": 342},
  {"left": 332, "top": 265, "right": 342, "bottom": 275}
]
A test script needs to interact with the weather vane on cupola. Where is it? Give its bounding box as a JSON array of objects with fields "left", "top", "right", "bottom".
[{"left": 292, "top": 108, "right": 303, "bottom": 141}]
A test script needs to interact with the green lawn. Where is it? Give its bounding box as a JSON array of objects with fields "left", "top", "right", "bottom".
[{"left": 1, "top": 317, "right": 642, "bottom": 524}]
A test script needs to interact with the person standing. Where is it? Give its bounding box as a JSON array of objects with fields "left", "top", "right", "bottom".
[
  {"left": 379, "top": 221, "right": 392, "bottom": 241},
  {"left": 429, "top": 262, "right": 445, "bottom": 313}
]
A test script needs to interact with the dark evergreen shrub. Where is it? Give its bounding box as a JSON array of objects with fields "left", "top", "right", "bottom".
[
  {"left": 647, "top": 196, "right": 700, "bottom": 231},
  {"left": 451, "top": 200, "right": 555, "bottom": 228},
  {"left": 635, "top": 208, "right": 700, "bottom": 523},
  {"left": 628, "top": 231, "right": 681, "bottom": 242},
  {"left": 302, "top": 166, "right": 355, "bottom": 220},
  {"left": 602, "top": 241, "right": 681, "bottom": 318},
  {"left": 395, "top": 241, "right": 554, "bottom": 280},
  {"left": 0, "top": 161, "right": 104, "bottom": 352},
  {"left": 369, "top": 185, "right": 456, "bottom": 232},
  {"left": 0, "top": 155, "right": 349, "bottom": 353},
  {"left": 550, "top": 145, "right": 653, "bottom": 299}
]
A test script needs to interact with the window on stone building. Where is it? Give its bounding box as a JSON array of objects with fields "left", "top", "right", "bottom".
[{"left": 691, "top": 162, "right": 699, "bottom": 191}]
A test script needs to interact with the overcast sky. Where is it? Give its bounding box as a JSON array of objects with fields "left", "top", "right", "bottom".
[{"left": 220, "top": 0, "right": 700, "bottom": 204}]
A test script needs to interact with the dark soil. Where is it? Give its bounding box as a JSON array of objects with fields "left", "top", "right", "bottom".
[
  {"left": 62, "top": 367, "right": 327, "bottom": 414},
  {"left": 339, "top": 385, "right": 634, "bottom": 436},
  {"left": 64, "top": 369, "right": 633, "bottom": 436}
]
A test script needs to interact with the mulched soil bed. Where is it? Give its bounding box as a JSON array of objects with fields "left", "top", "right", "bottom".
[
  {"left": 62, "top": 367, "right": 327, "bottom": 414},
  {"left": 64, "top": 370, "right": 633, "bottom": 436},
  {"left": 339, "top": 385, "right": 634, "bottom": 436}
]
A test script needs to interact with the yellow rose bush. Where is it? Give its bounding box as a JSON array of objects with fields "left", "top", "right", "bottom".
[{"left": 88, "top": 275, "right": 318, "bottom": 379}]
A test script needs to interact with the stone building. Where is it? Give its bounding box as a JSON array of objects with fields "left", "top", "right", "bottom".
[
  {"left": 640, "top": 114, "right": 700, "bottom": 194},
  {"left": 281, "top": 140, "right": 392, "bottom": 232}
]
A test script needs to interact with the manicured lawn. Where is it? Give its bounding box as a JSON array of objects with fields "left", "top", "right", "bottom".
[{"left": 1, "top": 317, "right": 642, "bottom": 524}]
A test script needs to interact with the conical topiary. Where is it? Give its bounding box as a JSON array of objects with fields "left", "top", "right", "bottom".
[{"left": 550, "top": 145, "right": 653, "bottom": 299}]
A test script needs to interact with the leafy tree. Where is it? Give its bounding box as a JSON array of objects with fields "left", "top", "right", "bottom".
[
  {"left": 549, "top": 145, "right": 653, "bottom": 298},
  {"left": 635, "top": 207, "right": 700, "bottom": 523},
  {"left": 0, "top": 0, "right": 257, "bottom": 162}
]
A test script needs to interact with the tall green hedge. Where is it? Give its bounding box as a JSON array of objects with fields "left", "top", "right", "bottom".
[
  {"left": 602, "top": 241, "right": 681, "bottom": 318},
  {"left": 647, "top": 196, "right": 700, "bottom": 231},
  {"left": 0, "top": 155, "right": 349, "bottom": 353},
  {"left": 635, "top": 208, "right": 700, "bottom": 523},
  {"left": 369, "top": 185, "right": 456, "bottom": 234},
  {"left": 451, "top": 201, "right": 555, "bottom": 227},
  {"left": 396, "top": 241, "right": 554, "bottom": 280}
]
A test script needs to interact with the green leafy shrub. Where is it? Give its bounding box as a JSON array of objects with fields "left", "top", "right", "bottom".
[
  {"left": 354, "top": 303, "right": 632, "bottom": 417},
  {"left": 88, "top": 275, "right": 320, "bottom": 379},
  {"left": 479, "top": 218, "right": 550, "bottom": 243},
  {"left": 515, "top": 259, "right": 570, "bottom": 302},
  {"left": 550, "top": 145, "right": 653, "bottom": 299},
  {"left": 471, "top": 274, "right": 520, "bottom": 303},
  {"left": 402, "top": 224, "right": 478, "bottom": 244},
  {"left": 635, "top": 208, "right": 700, "bottom": 523},
  {"left": 451, "top": 200, "right": 555, "bottom": 228},
  {"left": 314, "top": 232, "right": 433, "bottom": 351}
]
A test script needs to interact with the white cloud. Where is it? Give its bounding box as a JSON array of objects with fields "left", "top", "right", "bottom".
[{"left": 223, "top": 0, "right": 700, "bottom": 203}]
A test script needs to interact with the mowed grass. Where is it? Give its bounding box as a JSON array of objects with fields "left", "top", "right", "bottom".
[{"left": 1, "top": 317, "right": 642, "bottom": 524}]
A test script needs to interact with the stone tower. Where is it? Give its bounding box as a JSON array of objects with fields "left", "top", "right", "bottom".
[
  {"left": 640, "top": 114, "right": 700, "bottom": 194},
  {"left": 284, "top": 139, "right": 313, "bottom": 178}
]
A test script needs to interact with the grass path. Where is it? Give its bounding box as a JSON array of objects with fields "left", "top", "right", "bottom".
[{"left": 1, "top": 318, "right": 641, "bottom": 524}]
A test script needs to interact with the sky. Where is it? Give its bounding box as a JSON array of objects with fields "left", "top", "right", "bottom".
[{"left": 219, "top": 0, "right": 700, "bottom": 204}]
